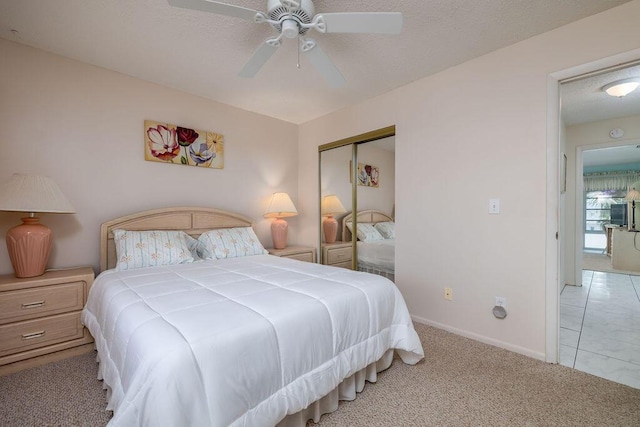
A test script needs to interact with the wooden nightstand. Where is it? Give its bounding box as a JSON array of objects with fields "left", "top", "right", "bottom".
[
  {"left": 268, "top": 246, "right": 317, "bottom": 263},
  {"left": 322, "top": 241, "right": 353, "bottom": 269},
  {"left": 0, "top": 267, "right": 95, "bottom": 375}
]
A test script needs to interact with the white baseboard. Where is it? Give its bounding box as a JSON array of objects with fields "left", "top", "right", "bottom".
[{"left": 411, "top": 315, "right": 547, "bottom": 362}]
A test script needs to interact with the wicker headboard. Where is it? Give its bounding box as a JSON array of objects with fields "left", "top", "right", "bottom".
[
  {"left": 342, "top": 210, "right": 394, "bottom": 242},
  {"left": 100, "top": 206, "right": 255, "bottom": 272}
]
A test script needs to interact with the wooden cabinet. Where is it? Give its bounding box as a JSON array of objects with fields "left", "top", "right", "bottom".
[
  {"left": 611, "top": 228, "right": 640, "bottom": 271},
  {"left": 0, "top": 267, "right": 95, "bottom": 375},
  {"left": 268, "top": 246, "right": 316, "bottom": 263},
  {"left": 322, "top": 241, "right": 353, "bottom": 269}
]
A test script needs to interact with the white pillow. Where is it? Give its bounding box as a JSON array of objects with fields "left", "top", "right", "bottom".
[
  {"left": 346, "top": 222, "right": 384, "bottom": 242},
  {"left": 198, "top": 227, "right": 267, "bottom": 260},
  {"left": 114, "top": 230, "right": 195, "bottom": 271},
  {"left": 374, "top": 221, "right": 395, "bottom": 239}
]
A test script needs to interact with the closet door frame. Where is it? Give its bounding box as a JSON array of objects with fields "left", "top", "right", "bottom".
[{"left": 318, "top": 125, "right": 396, "bottom": 268}]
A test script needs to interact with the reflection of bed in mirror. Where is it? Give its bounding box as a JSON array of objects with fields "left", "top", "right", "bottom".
[{"left": 342, "top": 210, "right": 395, "bottom": 282}]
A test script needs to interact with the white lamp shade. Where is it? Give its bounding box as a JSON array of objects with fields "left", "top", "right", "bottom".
[
  {"left": 321, "top": 195, "right": 346, "bottom": 216},
  {"left": 603, "top": 78, "right": 640, "bottom": 97},
  {"left": 0, "top": 174, "right": 75, "bottom": 214},
  {"left": 625, "top": 188, "right": 640, "bottom": 201},
  {"left": 264, "top": 192, "right": 298, "bottom": 218}
]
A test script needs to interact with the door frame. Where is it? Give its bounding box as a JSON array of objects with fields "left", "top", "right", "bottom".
[{"left": 546, "top": 48, "right": 640, "bottom": 363}]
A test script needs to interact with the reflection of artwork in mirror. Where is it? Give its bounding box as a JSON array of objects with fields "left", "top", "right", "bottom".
[{"left": 350, "top": 161, "right": 379, "bottom": 187}]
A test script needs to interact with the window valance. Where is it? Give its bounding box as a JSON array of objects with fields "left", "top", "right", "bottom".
[{"left": 583, "top": 171, "right": 640, "bottom": 192}]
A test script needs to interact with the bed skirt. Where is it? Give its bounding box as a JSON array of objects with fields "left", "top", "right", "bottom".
[
  {"left": 276, "top": 349, "right": 395, "bottom": 426},
  {"left": 94, "top": 348, "right": 395, "bottom": 425},
  {"left": 357, "top": 265, "right": 395, "bottom": 283}
]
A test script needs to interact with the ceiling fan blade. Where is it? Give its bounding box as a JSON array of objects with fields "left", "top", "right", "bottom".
[
  {"left": 303, "top": 42, "right": 345, "bottom": 88},
  {"left": 167, "top": 0, "right": 261, "bottom": 21},
  {"left": 238, "top": 41, "right": 280, "bottom": 78},
  {"left": 316, "top": 12, "right": 403, "bottom": 34}
]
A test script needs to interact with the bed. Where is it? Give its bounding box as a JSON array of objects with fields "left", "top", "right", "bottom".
[
  {"left": 342, "top": 210, "right": 396, "bottom": 282},
  {"left": 82, "top": 207, "right": 423, "bottom": 426}
]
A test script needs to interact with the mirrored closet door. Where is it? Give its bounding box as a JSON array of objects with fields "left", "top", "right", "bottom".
[{"left": 318, "top": 126, "right": 396, "bottom": 281}]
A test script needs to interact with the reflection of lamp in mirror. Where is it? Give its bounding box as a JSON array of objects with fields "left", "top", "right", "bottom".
[
  {"left": 321, "top": 195, "right": 346, "bottom": 243},
  {"left": 0, "top": 174, "right": 76, "bottom": 278},
  {"left": 264, "top": 192, "right": 298, "bottom": 249},
  {"left": 625, "top": 187, "right": 640, "bottom": 231}
]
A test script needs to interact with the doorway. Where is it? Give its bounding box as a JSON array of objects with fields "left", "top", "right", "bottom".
[{"left": 557, "top": 61, "right": 640, "bottom": 389}]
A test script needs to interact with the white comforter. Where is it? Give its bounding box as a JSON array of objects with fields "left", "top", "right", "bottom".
[
  {"left": 357, "top": 239, "right": 395, "bottom": 273},
  {"left": 82, "top": 255, "right": 424, "bottom": 426}
]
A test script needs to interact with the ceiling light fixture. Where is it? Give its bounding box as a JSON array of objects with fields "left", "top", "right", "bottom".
[{"left": 602, "top": 78, "right": 640, "bottom": 97}]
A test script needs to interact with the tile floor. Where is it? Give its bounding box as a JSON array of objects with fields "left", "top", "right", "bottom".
[{"left": 560, "top": 269, "right": 640, "bottom": 389}]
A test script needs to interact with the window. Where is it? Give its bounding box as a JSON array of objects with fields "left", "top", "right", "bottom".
[{"left": 584, "top": 190, "right": 626, "bottom": 249}]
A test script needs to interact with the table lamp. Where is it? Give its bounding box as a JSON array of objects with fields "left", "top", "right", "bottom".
[
  {"left": 264, "top": 192, "right": 298, "bottom": 249},
  {"left": 321, "top": 195, "right": 346, "bottom": 243},
  {"left": 625, "top": 186, "right": 640, "bottom": 231},
  {"left": 0, "top": 174, "right": 76, "bottom": 278}
]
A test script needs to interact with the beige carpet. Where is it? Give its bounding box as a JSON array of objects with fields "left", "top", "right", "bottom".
[
  {"left": 582, "top": 252, "right": 640, "bottom": 275},
  {"left": 1, "top": 323, "right": 639, "bottom": 426}
]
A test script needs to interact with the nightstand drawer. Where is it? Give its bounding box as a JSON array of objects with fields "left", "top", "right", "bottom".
[
  {"left": 0, "top": 312, "right": 84, "bottom": 357},
  {"left": 285, "top": 253, "right": 315, "bottom": 263},
  {"left": 327, "top": 247, "right": 352, "bottom": 265},
  {"left": 0, "top": 282, "right": 85, "bottom": 325},
  {"left": 332, "top": 261, "right": 353, "bottom": 269}
]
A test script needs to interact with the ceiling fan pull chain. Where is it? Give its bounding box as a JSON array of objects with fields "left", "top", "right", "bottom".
[{"left": 297, "top": 39, "right": 301, "bottom": 69}]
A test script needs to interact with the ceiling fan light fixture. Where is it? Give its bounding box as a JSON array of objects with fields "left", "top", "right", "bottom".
[
  {"left": 603, "top": 78, "right": 640, "bottom": 97},
  {"left": 281, "top": 19, "right": 299, "bottom": 38}
]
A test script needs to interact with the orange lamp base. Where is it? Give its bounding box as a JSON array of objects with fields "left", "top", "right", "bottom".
[
  {"left": 323, "top": 215, "right": 338, "bottom": 243},
  {"left": 5, "top": 217, "right": 52, "bottom": 278},
  {"left": 271, "top": 217, "right": 289, "bottom": 249}
]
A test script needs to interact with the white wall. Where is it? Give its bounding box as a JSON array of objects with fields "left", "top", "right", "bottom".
[
  {"left": 0, "top": 39, "right": 299, "bottom": 275},
  {"left": 357, "top": 142, "right": 395, "bottom": 215},
  {"left": 564, "top": 113, "right": 640, "bottom": 285},
  {"left": 298, "top": 1, "right": 640, "bottom": 360}
]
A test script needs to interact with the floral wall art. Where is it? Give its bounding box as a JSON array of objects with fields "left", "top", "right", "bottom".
[
  {"left": 144, "top": 120, "right": 224, "bottom": 169},
  {"left": 357, "top": 162, "right": 379, "bottom": 187}
]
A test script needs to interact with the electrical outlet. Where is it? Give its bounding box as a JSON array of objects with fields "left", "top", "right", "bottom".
[
  {"left": 495, "top": 296, "right": 507, "bottom": 308},
  {"left": 444, "top": 288, "right": 453, "bottom": 301}
]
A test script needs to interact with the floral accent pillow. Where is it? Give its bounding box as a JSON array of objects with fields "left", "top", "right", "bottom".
[
  {"left": 113, "top": 230, "right": 195, "bottom": 271},
  {"left": 346, "top": 222, "right": 384, "bottom": 242},
  {"left": 374, "top": 221, "right": 395, "bottom": 239},
  {"left": 198, "top": 227, "right": 268, "bottom": 260}
]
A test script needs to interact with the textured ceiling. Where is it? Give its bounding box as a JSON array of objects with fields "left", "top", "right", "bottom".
[
  {"left": 564, "top": 62, "right": 640, "bottom": 168},
  {"left": 562, "top": 63, "right": 640, "bottom": 126},
  {"left": 0, "top": 0, "right": 633, "bottom": 124}
]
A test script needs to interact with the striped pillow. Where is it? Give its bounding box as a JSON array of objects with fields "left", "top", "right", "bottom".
[
  {"left": 374, "top": 221, "right": 395, "bottom": 239},
  {"left": 198, "top": 227, "right": 267, "bottom": 260},
  {"left": 113, "top": 230, "right": 195, "bottom": 271}
]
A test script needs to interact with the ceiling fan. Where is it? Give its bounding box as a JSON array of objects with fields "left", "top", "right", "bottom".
[{"left": 167, "top": 0, "right": 403, "bottom": 87}]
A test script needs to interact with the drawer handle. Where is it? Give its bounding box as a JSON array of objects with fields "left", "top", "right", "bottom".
[
  {"left": 22, "top": 300, "right": 45, "bottom": 309},
  {"left": 22, "top": 330, "right": 46, "bottom": 340}
]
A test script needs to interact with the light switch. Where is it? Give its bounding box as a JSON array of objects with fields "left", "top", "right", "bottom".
[{"left": 489, "top": 199, "right": 500, "bottom": 214}]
